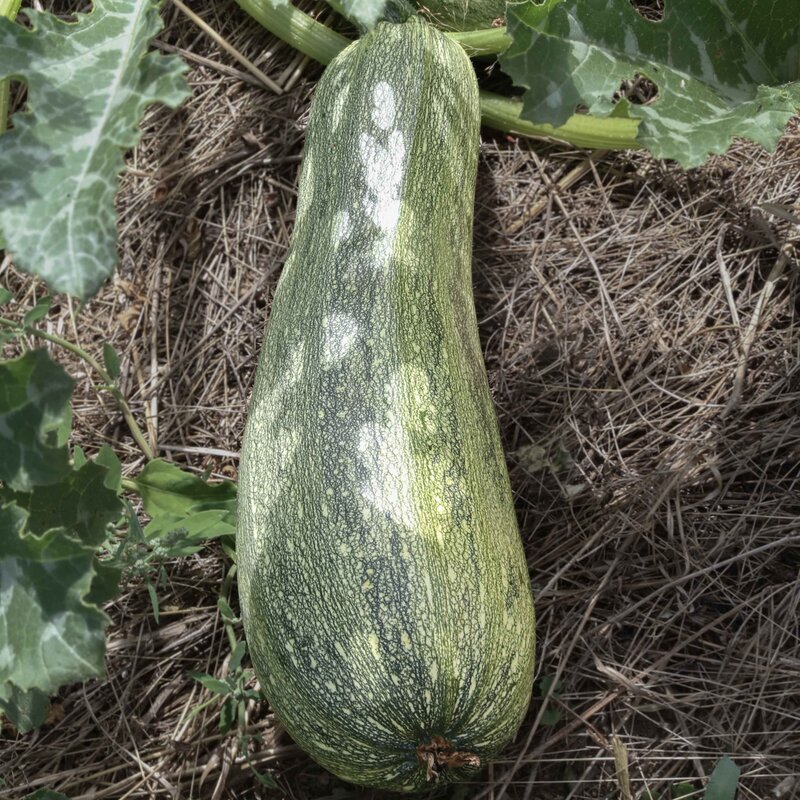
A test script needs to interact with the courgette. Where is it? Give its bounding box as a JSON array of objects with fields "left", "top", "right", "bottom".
[{"left": 238, "top": 15, "right": 535, "bottom": 792}]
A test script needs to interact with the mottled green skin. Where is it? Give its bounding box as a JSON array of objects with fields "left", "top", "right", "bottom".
[
  {"left": 417, "top": 0, "right": 506, "bottom": 31},
  {"left": 238, "top": 17, "right": 535, "bottom": 792}
]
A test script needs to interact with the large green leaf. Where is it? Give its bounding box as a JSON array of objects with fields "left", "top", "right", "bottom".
[
  {"left": 0, "top": 0, "right": 188, "bottom": 299},
  {"left": 0, "top": 503, "right": 108, "bottom": 694},
  {"left": 501, "top": 0, "right": 800, "bottom": 167},
  {"left": 0, "top": 683, "right": 50, "bottom": 733},
  {"left": 134, "top": 458, "right": 237, "bottom": 520},
  {"left": 5, "top": 455, "right": 124, "bottom": 548},
  {"left": 85, "top": 557, "right": 123, "bottom": 605},
  {"left": 0, "top": 349, "right": 73, "bottom": 491},
  {"left": 133, "top": 459, "right": 237, "bottom": 547}
]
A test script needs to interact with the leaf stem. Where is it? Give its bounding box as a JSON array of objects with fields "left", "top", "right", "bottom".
[
  {"left": 0, "top": 0, "right": 22, "bottom": 21},
  {"left": 234, "top": 0, "right": 349, "bottom": 64},
  {"left": 0, "top": 0, "right": 22, "bottom": 133},
  {"left": 121, "top": 477, "right": 139, "bottom": 494},
  {"left": 236, "top": 0, "right": 640, "bottom": 150},
  {"left": 480, "top": 91, "right": 640, "bottom": 150},
  {"left": 0, "top": 316, "right": 155, "bottom": 460},
  {"left": 447, "top": 26, "right": 510, "bottom": 57}
]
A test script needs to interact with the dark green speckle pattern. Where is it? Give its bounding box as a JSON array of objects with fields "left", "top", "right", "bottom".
[{"left": 238, "top": 17, "right": 535, "bottom": 792}]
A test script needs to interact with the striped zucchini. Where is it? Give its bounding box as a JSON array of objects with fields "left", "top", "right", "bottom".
[{"left": 238, "top": 15, "right": 535, "bottom": 792}]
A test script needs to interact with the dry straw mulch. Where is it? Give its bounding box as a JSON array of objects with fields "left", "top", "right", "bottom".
[{"left": 2, "top": 1, "right": 799, "bottom": 799}]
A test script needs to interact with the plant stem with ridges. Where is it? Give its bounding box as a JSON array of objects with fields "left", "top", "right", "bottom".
[
  {"left": 447, "top": 26, "right": 510, "bottom": 57},
  {"left": 235, "top": 0, "right": 640, "bottom": 150},
  {"left": 480, "top": 90, "right": 639, "bottom": 150},
  {"left": 235, "top": 0, "right": 349, "bottom": 64}
]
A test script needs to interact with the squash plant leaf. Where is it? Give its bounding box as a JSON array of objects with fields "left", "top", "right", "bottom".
[
  {"left": 4, "top": 457, "right": 124, "bottom": 548},
  {"left": 501, "top": 0, "right": 800, "bottom": 167},
  {"left": 95, "top": 444, "right": 123, "bottom": 494},
  {"left": 0, "top": 0, "right": 189, "bottom": 299},
  {"left": 0, "top": 503, "right": 109, "bottom": 695},
  {"left": 0, "top": 391, "right": 122, "bottom": 701},
  {"left": 0, "top": 349, "right": 74, "bottom": 491},
  {"left": 0, "top": 684, "right": 51, "bottom": 733},
  {"left": 85, "top": 557, "right": 123, "bottom": 605}
]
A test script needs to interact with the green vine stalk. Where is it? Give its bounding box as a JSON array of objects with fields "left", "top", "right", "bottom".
[
  {"left": 236, "top": 0, "right": 349, "bottom": 63},
  {"left": 234, "top": 0, "right": 640, "bottom": 150},
  {"left": 447, "top": 26, "right": 510, "bottom": 57},
  {"left": 479, "top": 91, "right": 639, "bottom": 150}
]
